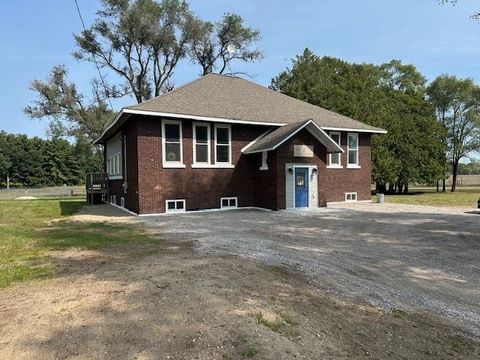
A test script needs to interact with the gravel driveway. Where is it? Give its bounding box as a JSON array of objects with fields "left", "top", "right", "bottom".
[{"left": 142, "top": 204, "right": 480, "bottom": 338}]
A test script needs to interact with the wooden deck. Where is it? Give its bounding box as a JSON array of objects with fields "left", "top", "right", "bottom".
[{"left": 85, "top": 173, "right": 108, "bottom": 205}]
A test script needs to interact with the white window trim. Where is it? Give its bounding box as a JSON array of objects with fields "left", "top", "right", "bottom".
[
  {"left": 193, "top": 122, "right": 211, "bottom": 165},
  {"left": 107, "top": 152, "right": 123, "bottom": 179},
  {"left": 162, "top": 119, "right": 185, "bottom": 168},
  {"left": 220, "top": 197, "right": 238, "bottom": 209},
  {"left": 191, "top": 164, "right": 235, "bottom": 169},
  {"left": 214, "top": 124, "right": 232, "bottom": 166},
  {"left": 347, "top": 133, "right": 360, "bottom": 169},
  {"left": 345, "top": 192, "right": 358, "bottom": 202},
  {"left": 327, "top": 132, "right": 343, "bottom": 169},
  {"left": 165, "top": 199, "right": 186, "bottom": 213}
]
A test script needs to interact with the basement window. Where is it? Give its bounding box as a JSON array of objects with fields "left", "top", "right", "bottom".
[
  {"left": 221, "top": 197, "right": 238, "bottom": 209},
  {"left": 345, "top": 192, "right": 357, "bottom": 202},
  {"left": 166, "top": 199, "right": 186, "bottom": 213}
]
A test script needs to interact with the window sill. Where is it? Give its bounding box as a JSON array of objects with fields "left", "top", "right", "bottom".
[
  {"left": 191, "top": 164, "right": 235, "bottom": 169},
  {"left": 347, "top": 165, "right": 361, "bottom": 169},
  {"left": 163, "top": 163, "right": 186, "bottom": 169},
  {"left": 326, "top": 165, "right": 343, "bottom": 169},
  {"left": 108, "top": 175, "right": 123, "bottom": 180}
]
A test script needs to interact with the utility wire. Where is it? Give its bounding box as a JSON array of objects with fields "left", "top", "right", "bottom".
[{"left": 73, "top": 0, "right": 114, "bottom": 112}]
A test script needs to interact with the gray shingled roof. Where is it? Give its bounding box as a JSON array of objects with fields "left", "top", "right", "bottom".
[
  {"left": 243, "top": 119, "right": 344, "bottom": 154},
  {"left": 95, "top": 73, "right": 385, "bottom": 143},
  {"left": 126, "top": 74, "right": 385, "bottom": 131}
]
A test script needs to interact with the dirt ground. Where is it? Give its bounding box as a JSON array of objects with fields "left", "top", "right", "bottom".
[
  {"left": 142, "top": 204, "right": 480, "bottom": 339},
  {"left": 0, "top": 205, "right": 479, "bottom": 359}
]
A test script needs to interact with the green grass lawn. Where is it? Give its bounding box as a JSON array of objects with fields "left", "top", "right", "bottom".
[
  {"left": 0, "top": 199, "right": 160, "bottom": 288},
  {"left": 372, "top": 187, "right": 480, "bottom": 207}
]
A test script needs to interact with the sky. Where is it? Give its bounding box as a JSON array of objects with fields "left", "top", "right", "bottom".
[{"left": 1, "top": 0, "right": 480, "bottom": 138}]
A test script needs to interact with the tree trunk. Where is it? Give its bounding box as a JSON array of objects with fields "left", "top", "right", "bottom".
[
  {"left": 404, "top": 183, "right": 409, "bottom": 194},
  {"left": 442, "top": 178, "right": 446, "bottom": 192},
  {"left": 6, "top": 174, "right": 9, "bottom": 190},
  {"left": 436, "top": 180, "right": 439, "bottom": 192},
  {"left": 388, "top": 183, "right": 394, "bottom": 194},
  {"left": 397, "top": 182, "right": 404, "bottom": 194},
  {"left": 451, "top": 161, "right": 459, "bottom": 192}
]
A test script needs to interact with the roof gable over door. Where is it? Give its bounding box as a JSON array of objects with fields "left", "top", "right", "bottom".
[{"left": 242, "top": 119, "right": 344, "bottom": 154}]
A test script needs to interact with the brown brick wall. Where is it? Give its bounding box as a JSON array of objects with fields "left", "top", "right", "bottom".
[
  {"left": 322, "top": 132, "right": 372, "bottom": 202},
  {"left": 135, "top": 116, "right": 268, "bottom": 214},
  {"left": 275, "top": 129, "right": 372, "bottom": 209},
  {"left": 106, "top": 116, "right": 373, "bottom": 214},
  {"left": 253, "top": 151, "right": 278, "bottom": 210}
]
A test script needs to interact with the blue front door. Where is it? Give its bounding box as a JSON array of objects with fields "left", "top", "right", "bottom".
[{"left": 294, "top": 167, "right": 309, "bottom": 208}]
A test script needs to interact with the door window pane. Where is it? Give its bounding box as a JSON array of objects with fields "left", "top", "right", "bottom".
[{"left": 296, "top": 172, "right": 305, "bottom": 187}]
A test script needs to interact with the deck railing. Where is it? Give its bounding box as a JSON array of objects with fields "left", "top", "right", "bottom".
[{"left": 85, "top": 173, "right": 109, "bottom": 204}]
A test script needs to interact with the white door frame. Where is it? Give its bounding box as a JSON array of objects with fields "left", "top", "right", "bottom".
[{"left": 288, "top": 164, "right": 318, "bottom": 209}]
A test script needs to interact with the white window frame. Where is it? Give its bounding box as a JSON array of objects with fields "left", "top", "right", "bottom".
[
  {"left": 192, "top": 122, "right": 211, "bottom": 166},
  {"left": 345, "top": 192, "right": 358, "bottom": 202},
  {"left": 165, "top": 199, "right": 186, "bottom": 213},
  {"left": 260, "top": 151, "right": 268, "bottom": 171},
  {"left": 162, "top": 119, "right": 185, "bottom": 168},
  {"left": 327, "top": 132, "right": 342, "bottom": 168},
  {"left": 220, "top": 197, "right": 238, "bottom": 209},
  {"left": 107, "top": 152, "right": 123, "bottom": 180},
  {"left": 214, "top": 124, "right": 233, "bottom": 167},
  {"left": 347, "top": 133, "right": 360, "bottom": 169}
]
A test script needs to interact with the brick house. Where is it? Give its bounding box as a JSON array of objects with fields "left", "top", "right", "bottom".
[{"left": 94, "top": 74, "right": 386, "bottom": 215}]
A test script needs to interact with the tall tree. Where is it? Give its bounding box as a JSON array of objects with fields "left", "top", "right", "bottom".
[
  {"left": 427, "top": 75, "right": 480, "bottom": 191},
  {"left": 189, "top": 13, "right": 262, "bottom": 75},
  {"left": 271, "top": 49, "right": 445, "bottom": 193},
  {"left": 25, "top": 65, "right": 113, "bottom": 143},
  {"left": 74, "top": 0, "right": 200, "bottom": 102}
]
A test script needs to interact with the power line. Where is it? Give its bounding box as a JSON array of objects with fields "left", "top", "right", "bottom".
[{"left": 73, "top": 0, "right": 114, "bottom": 111}]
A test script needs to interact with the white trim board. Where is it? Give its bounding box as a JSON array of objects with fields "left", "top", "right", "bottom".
[
  {"left": 243, "top": 119, "right": 344, "bottom": 155},
  {"left": 94, "top": 108, "right": 387, "bottom": 144},
  {"left": 108, "top": 202, "right": 138, "bottom": 216}
]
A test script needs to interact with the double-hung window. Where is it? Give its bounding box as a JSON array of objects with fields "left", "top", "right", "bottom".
[
  {"left": 193, "top": 123, "right": 211, "bottom": 165},
  {"left": 215, "top": 124, "right": 232, "bottom": 165},
  {"left": 162, "top": 120, "right": 184, "bottom": 167},
  {"left": 347, "top": 133, "right": 359, "bottom": 168},
  {"left": 328, "top": 132, "right": 342, "bottom": 168}
]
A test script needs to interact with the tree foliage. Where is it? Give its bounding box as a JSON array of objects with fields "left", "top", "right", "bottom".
[
  {"left": 439, "top": 0, "right": 480, "bottom": 19},
  {"left": 271, "top": 49, "right": 445, "bottom": 193},
  {"left": 25, "top": 65, "right": 113, "bottom": 143},
  {"left": 427, "top": 75, "right": 480, "bottom": 191},
  {"left": 189, "top": 13, "right": 262, "bottom": 75},
  {"left": 0, "top": 131, "right": 101, "bottom": 187},
  {"left": 73, "top": 0, "right": 262, "bottom": 103}
]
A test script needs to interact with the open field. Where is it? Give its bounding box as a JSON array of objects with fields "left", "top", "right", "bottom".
[
  {"left": 0, "top": 186, "right": 86, "bottom": 200},
  {"left": 0, "top": 201, "right": 479, "bottom": 359},
  {"left": 372, "top": 187, "right": 480, "bottom": 207}
]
